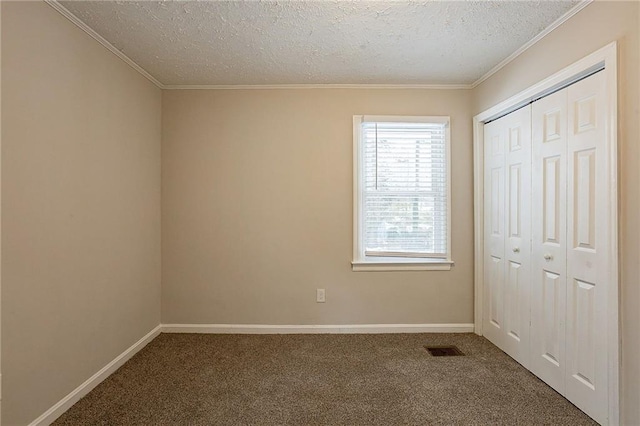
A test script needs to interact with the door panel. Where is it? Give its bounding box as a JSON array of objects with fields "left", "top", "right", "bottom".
[
  {"left": 502, "top": 106, "right": 532, "bottom": 366},
  {"left": 531, "top": 89, "right": 567, "bottom": 393},
  {"left": 541, "top": 270, "right": 562, "bottom": 367},
  {"left": 483, "top": 120, "right": 505, "bottom": 345},
  {"left": 574, "top": 149, "right": 596, "bottom": 250},
  {"left": 543, "top": 156, "right": 561, "bottom": 243},
  {"left": 491, "top": 168, "right": 502, "bottom": 237},
  {"left": 570, "top": 278, "right": 596, "bottom": 388},
  {"left": 509, "top": 165, "right": 521, "bottom": 237},
  {"left": 489, "top": 255, "right": 503, "bottom": 328},
  {"left": 483, "top": 106, "right": 531, "bottom": 366},
  {"left": 565, "top": 71, "right": 607, "bottom": 424},
  {"left": 506, "top": 261, "right": 522, "bottom": 341}
]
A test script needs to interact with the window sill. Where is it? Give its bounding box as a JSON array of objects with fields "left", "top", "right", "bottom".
[{"left": 351, "top": 259, "right": 454, "bottom": 272}]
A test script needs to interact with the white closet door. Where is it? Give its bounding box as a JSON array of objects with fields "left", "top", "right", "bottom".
[
  {"left": 565, "top": 71, "right": 608, "bottom": 424},
  {"left": 498, "top": 106, "right": 532, "bottom": 365},
  {"left": 484, "top": 70, "right": 611, "bottom": 424},
  {"left": 503, "top": 106, "right": 532, "bottom": 367},
  {"left": 483, "top": 116, "right": 506, "bottom": 348},
  {"left": 531, "top": 89, "right": 568, "bottom": 393},
  {"left": 483, "top": 106, "right": 531, "bottom": 366}
]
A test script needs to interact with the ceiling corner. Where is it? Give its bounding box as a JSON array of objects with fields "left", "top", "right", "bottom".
[
  {"left": 470, "top": 0, "right": 594, "bottom": 89},
  {"left": 44, "top": 0, "right": 165, "bottom": 89}
]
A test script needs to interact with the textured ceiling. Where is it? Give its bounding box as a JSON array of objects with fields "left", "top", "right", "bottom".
[{"left": 58, "top": 0, "right": 581, "bottom": 86}]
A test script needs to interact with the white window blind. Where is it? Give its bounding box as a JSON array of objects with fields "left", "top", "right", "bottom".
[{"left": 361, "top": 120, "right": 448, "bottom": 258}]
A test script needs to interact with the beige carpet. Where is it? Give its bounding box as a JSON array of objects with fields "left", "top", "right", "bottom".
[{"left": 54, "top": 333, "right": 596, "bottom": 425}]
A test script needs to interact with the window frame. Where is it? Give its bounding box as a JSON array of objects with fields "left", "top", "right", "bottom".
[{"left": 352, "top": 115, "right": 454, "bottom": 272}]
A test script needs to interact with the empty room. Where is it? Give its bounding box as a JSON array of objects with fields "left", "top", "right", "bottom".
[{"left": 1, "top": 0, "right": 639, "bottom": 425}]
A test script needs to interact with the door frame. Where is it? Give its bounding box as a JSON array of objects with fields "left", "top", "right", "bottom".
[{"left": 472, "top": 42, "right": 619, "bottom": 424}]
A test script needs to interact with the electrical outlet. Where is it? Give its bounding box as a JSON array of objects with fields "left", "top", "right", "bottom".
[{"left": 316, "top": 288, "right": 326, "bottom": 303}]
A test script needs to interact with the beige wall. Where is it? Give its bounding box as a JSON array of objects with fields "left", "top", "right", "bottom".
[
  {"left": 2, "top": 0, "right": 637, "bottom": 424},
  {"left": 472, "top": 1, "right": 640, "bottom": 423},
  {"left": 162, "top": 89, "right": 474, "bottom": 325},
  {"left": 1, "top": 2, "right": 162, "bottom": 425}
]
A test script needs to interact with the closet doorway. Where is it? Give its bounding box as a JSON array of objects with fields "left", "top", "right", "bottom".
[{"left": 473, "top": 43, "right": 618, "bottom": 425}]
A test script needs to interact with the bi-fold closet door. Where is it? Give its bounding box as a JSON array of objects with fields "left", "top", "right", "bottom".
[
  {"left": 483, "top": 105, "right": 532, "bottom": 368},
  {"left": 483, "top": 71, "right": 608, "bottom": 424}
]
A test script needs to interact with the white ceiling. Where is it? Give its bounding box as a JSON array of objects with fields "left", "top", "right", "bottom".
[{"left": 56, "top": 0, "right": 582, "bottom": 87}]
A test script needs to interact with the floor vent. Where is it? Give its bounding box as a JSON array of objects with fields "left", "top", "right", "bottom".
[{"left": 425, "top": 345, "right": 465, "bottom": 356}]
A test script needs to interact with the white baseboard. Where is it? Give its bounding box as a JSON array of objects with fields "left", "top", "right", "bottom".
[
  {"left": 27, "top": 322, "right": 470, "bottom": 425},
  {"left": 161, "top": 323, "right": 474, "bottom": 334},
  {"left": 29, "top": 325, "right": 162, "bottom": 426}
]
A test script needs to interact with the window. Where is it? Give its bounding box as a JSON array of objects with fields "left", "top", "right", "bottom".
[{"left": 352, "top": 115, "right": 453, "bottom": 271}]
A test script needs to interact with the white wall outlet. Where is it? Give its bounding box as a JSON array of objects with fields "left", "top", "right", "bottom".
[{"left": 316, "top": 288, "right": 326, "bottom": 303}]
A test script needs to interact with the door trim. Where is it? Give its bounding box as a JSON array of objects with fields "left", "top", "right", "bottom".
[{"left": 472, "top": 42, "right": 618, "bottom": 424}]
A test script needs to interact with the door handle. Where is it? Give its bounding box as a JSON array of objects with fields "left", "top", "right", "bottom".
[
  {"left": 512, "top": 247, "right": 520, "bottom": 253},
  {"left": 543, "top": 254, "right": 553, "bottom": 261}
]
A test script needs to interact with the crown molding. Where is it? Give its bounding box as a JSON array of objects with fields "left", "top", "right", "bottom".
[
  {"left": 162, "top": 83, "right": 472, "bottom": 90},
  {"left": 44, "top": 0, "right": 165, "bottom": 89},
  {"left": 471, "top": 0, "right": 593, "bottom": 89}
]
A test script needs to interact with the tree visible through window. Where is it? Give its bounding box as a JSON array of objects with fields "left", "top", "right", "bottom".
[{"left": 354, "top": 116, "right": 450, "bottom": 264}]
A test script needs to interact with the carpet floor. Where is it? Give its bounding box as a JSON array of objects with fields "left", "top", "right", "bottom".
[{"left": 53, "top": 333, "right": 596, "bottom": 425}]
